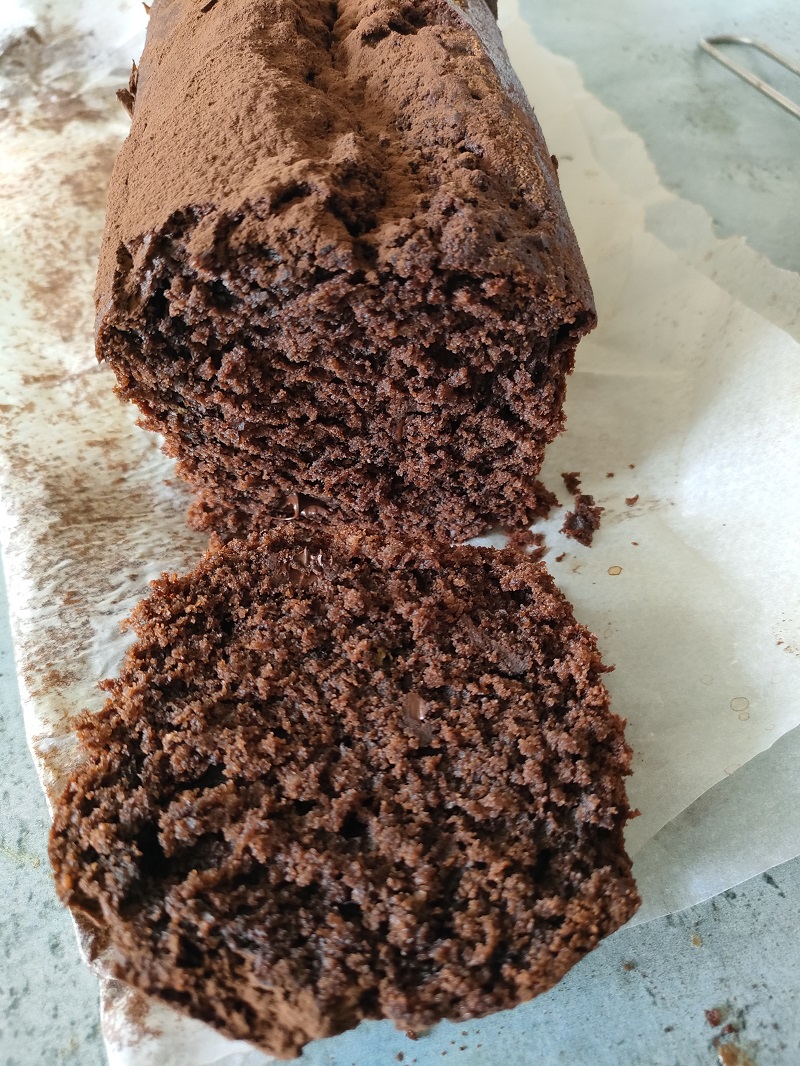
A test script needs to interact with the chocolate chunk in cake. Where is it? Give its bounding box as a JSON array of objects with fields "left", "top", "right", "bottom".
[
  {"left": 50, "top": 525, "right": 638, "bottom": 1059},
  {"left": 95, "top": 0, "right": 595, "bottom": 542}
]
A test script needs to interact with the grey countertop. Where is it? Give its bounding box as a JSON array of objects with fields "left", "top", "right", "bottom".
[
  {"left": 529, "top": 0, "right": 800, "bottom": 275},
  {"left": 1, "top": 1, "right": 799, "bottom": 1063}
]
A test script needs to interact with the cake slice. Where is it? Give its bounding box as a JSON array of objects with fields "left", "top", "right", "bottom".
[
  {"left": 95, "top": 0, "right": 595, "bottom": 541},
  {"left": 50, "top": 525, "right": 638, "bottom": 1059}
]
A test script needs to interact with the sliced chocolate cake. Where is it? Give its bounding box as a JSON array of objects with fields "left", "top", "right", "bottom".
[
  {"left": 95, "top": 0, "right": 595, "bottom": 540},
  {"left": 50, "top": 526, "right": 638, "bottom": 1058}
]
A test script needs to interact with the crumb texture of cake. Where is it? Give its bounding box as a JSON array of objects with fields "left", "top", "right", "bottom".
[
  {"left": 95, "top": 0, "right": 595, "bottom": 542},
  {"left": 50, "top": 526, "right": 638, "bottom": 1059}
]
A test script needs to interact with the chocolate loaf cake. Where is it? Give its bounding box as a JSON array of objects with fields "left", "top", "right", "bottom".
[
  {"left": 50, "top": 526, "right": 638, "bottom": 1058},
  {"left": 95, "top": 0, "right": 595, "bottom": 541}
]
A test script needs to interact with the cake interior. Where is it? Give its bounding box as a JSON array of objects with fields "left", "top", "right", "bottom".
[{"left": 50, "top": 529, "right": 637, "bottom": 1057}]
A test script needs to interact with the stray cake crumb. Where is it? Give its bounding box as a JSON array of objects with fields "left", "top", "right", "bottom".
[
  {"left": 561, "top": 471, "right": 581, "bottom": 496},
  {"left": 561, "top": 495, "right": 603, "bottom": 546},
  {"left": 507, "top": 529, "right": 546, "bottom": 561},
  {"left": 533, "top": 482, "right": 560, "bottom": 517}
]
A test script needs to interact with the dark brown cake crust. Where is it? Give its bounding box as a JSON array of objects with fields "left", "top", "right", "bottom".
[
  {"left": 95, "top": 0, "right": 595, "bottom": 542},
  {"left": 50, "top": 526, "right": 638, "bottom": 1058}
]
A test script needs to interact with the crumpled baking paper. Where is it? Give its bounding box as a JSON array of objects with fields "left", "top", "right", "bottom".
[{"left": 0, "top": 0, "right": 798, "bottom": 1061}]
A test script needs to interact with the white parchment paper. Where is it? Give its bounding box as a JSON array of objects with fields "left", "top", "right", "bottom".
[{"left": 0, "top": 0, "right": 798, "bottom": 1061}]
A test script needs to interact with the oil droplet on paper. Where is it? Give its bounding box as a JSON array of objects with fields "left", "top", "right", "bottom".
[
  {"left": 730, "top": 697, "right": 749, "bottom": 712},
  {"left": 738, "top": 711, "right": 750, "bottom": 721},
  {"left": 700, "top": 674, "right": 713, "bottom": 686},
  {"left": 717, "top": 1043, "right": 756, "bottom": 1066},
  {"left": 607, "top": 565, "right": 622, "bottom": 576}
]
